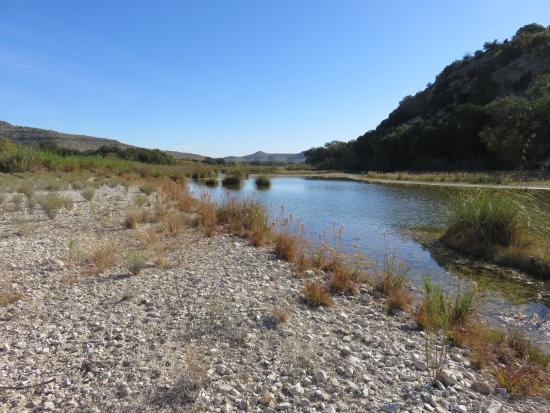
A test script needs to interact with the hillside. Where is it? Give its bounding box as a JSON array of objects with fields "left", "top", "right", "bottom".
[
  {"left": 224, "top": 151, "right": 306, "bottom": 164},
  {"left": 0, "top": 121, "right": 306, "bottom": 164},
  {"left": 306, "top": 23, "right": 550, "bottom": 172},
  {"left": 0, "top": 121, "right": 131, "bottom": 152}
]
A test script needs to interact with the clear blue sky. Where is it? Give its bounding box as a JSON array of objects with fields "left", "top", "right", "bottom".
[{"left": 1, "top": 1, "right": 549, "bottom": 157}]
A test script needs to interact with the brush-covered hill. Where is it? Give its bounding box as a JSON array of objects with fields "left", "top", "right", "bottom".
[
  {"left": 0, "top": 120, "right": 132, "bottom": 152},
  {"left": 306, "top": 23, "right": 550, "bottom": 172}
]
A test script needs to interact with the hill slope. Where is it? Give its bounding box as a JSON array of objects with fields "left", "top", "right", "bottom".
[
  {"left": 0, "top": 121, "right": 132, "bottom": 152},
  {"left": 306, "top": 23, "right": 550, "bottom": 171}
]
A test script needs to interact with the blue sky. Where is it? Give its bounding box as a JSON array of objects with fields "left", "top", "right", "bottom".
[{"left": 1, "top": 1, "right": 549, "bottom": 157}]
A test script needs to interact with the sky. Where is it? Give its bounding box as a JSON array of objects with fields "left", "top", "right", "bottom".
[{"left": 1, "top": 1, "right": 550, "bottom": 157}]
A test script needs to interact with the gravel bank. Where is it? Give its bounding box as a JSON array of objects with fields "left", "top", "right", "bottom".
[{"left": 0, "top": 185, "right": 548, "bottom": 412}]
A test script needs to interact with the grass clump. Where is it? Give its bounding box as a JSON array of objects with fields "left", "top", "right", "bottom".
[
  {"left": 303, "top": 281, "right": 333, "bottom": 307},
  {"left": 86, "top": 241, "right": 119, "bottom": 275},
  {"left": 125, "top": 250, "right": 147, "bottom": 275},
  {"left": 81, "top": 187, "right": 95, "bottom": 201},
  {"left": 441, "top": 189, "right": 550, "bottom": 278},
  {"left": 373, "top": 255, "right": 411, "bottom": 312},
  {"left": 217, "top": 197, "right": 271, "bottom": 246},
  {"left": 221, "top": 175, "right": 242, "bottom": 188},
  {"left": 38, "top": 193, "right": 74, "bottom": 219},
  {"left": 0, "top": 286, "right": 23, "bottom": 306},
  {"left": 273, "top": 214, "right": 310, "bottom": 272},
  {"left": 271, "top": 307, "right": 290, "bottom": 324},
  {"left": 255, "top": 175, "right": 271, "bottom": 189},
  {"left": 196, "top": 193, "right": 218, "bottom": 237}
]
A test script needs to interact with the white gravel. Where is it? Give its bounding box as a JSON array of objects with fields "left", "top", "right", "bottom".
[{"left": 0, "top": 185, "right": 548, "bottom": 412}]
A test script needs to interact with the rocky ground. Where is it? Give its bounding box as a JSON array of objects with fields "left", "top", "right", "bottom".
[{"left": 0, "top": 185, "right": 549, "bottom": 412}]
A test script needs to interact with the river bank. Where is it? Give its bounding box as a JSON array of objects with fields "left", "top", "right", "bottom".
[
  {"left": 296, "top": 173, "right": 550, "bottom": 191},
  {"left": 1, "top": 183, "right": 548, "bottom": 412}
]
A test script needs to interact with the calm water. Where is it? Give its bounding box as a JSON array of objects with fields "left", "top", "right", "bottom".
[{"left": 190, "top": 176, "right": 550, "bottom": 350}]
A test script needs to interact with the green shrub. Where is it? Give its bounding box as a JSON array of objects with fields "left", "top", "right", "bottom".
[
  {"left": 255, "top": 175, "right": 271, "bottom": 188},
  {"left": 125, "top": 250, "right": 147, "bottom": 275},
  {"left": 204, "top": 178, "right": 218, "bottom": 187},
  {"left": 221, "top": 175, "right": 242, "bottom": 188}
]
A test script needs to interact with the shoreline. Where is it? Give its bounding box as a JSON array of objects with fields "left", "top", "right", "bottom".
[
  {"left": 268, "top": 172, "right": 550, "bottom": 191},
  {"left": 0, "top": 183, "right": 548, "bottom": 411}
]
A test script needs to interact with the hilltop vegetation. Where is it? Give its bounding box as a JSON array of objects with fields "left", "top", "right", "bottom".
[{"left": 306, "top": 24, "right": 550, "bottom": 172}]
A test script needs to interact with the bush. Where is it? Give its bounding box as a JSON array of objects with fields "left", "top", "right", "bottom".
[
  {"left": 255, "top": 175, "right": 271, "bottom": 188},
  {"left": 204, "top": 178, "right": 218, "bottom": 187},
  {"left": 221, "top": 175, "right": 241, "bottom": 188},
  {"left": 125, "top": 250, "right": 147, "bottom": 275}
]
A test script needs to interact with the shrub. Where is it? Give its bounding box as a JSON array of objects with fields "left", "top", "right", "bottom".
[
  {"left": 303, "top": 281, "right": 333, "bottom": 307},
  {"left": 255, "top": 175, "right": 271, "bottom": 189},
  {"left": 204, "top": 178, "right": 218, "bottom": 187},
  {"left": 38, "top": 193, "right": 74, "bottom": 219},
  {"left": 125, "top": 250, "right": 147, "bottom": 275},
  {"left": 221, "top": 175, "right": 241, "bottom": 188}
]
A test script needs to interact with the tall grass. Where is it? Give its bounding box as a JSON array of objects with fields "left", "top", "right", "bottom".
[
  {"left": 442, "top": 189, "right": 550, "bottom": 278},
  {"left": 217, "top": 196, "right": 270, "bottom": 246}
]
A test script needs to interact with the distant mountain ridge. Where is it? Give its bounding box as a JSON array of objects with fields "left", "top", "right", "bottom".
[
  {"left": 0, "top": 120, "right": 306, "bottom": 164},
  {"left": 224, "top": 151, "right": 306, "bottom": 164}
]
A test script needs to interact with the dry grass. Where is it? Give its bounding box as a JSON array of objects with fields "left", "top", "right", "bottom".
[
  {"left": 447, "top": 318, "right": 550, "bottom": 398},
  {"left": 303, "top": 281, "right": 333, "bottom": 307},
  {"left": 271, "top": 307, "right": 290, "bottom": 323},
  {"left": 0, "top": 288, "right": 23, "bottom": 307},
  {"left": 373, "top": 255, "right": 412, "bottom": 311},
  {"left": 86, "top": 241, "right": 119, "bottom": 275},
  {"left": 159, "top": 209, "right": 186, "bottom": 235},
  {"left": 136, "top": 227, "right": 160, "bottom": 249},
  {"left": 38, "top": 193, "right": 74, "bottom": 219},
  {"left": 125, "top": 207, "right": 154, "bottom": 229},
  {"left": 328, "top": 264, "right": 358, "bottom": 295},
  {"left": 217, "top": 197, "right": 271, "bottom": 246},
  {"left": 196, "top": 192, "right": 218, "bottom": 237},
  {"left": 161, "top": 179, "right": 194, "bottom": 213}
]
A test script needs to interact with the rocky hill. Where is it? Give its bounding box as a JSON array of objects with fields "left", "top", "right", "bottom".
[
  {"left": 0, "top": 120, "right": 131, "bottom": 152},
  {"left": 306, "top": 23, "right": 550, "bottom": 171}
]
